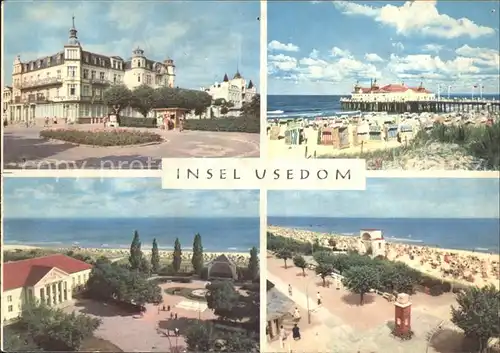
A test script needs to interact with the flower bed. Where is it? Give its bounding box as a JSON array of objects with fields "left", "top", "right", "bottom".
[
  {"left": 40, "top": 128, "right": 162, "bottom": 146},
  {"left": 164, "top": 287, "right": 207, "bottom": 301}
]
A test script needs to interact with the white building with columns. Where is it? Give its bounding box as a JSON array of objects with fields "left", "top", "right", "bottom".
[
  {"left": 201, "top": 71, "right": 257, "bottom": 110},
  {"left": 3, "top": 16, "right": 175, "bottom": 124},
  {"left": 2, "top": 254, "right": 92, "bottom": 323}
]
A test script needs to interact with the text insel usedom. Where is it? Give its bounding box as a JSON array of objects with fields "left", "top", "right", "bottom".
[{"left": 177, "top": 168, "right": 351, "bottom": 180}]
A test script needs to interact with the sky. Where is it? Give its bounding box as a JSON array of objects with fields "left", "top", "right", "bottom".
[
  {"left": 268, "top": 1, "right": 500, "bottom": 95},
  {"left": 268, "top": 178, "right": 500, "bottom": 218},
  {"left": 3, "top": 178, "right": 259, "bottom": 219},
  {"left": 2, "top": 1, "right": 260, "bottom": 89}
]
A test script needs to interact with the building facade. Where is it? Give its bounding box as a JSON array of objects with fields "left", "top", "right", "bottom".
[
  {"left": 2, "top": 254, "right": 92, "bottom": 322},
  {"left": 201, "top": 71, "right": 256, "bottom": 111},
  {"left": 4, "top": 17, "right": 175, "bottom": 124},
  {"left": 350, "top": 80, "right": 435, "bottom": 102}
]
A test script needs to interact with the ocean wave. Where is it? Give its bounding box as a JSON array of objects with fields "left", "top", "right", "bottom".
[
  {"left": 474, "top": 247, "right": 490, "bottom": 251},
  {"left": 267, "top": 110, "right": 284, "bottom": 114},
  {"left": 266, "top": 110, "right": 361, "bottom": 120},
  {"left": 387, "top": 237, "right": 424, "bottom": 243}
]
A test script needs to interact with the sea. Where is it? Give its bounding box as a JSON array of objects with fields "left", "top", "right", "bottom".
[
  {"left": 268, "top": 217, "right": 500, "bottom": 254},
  {"left": 267, "top": 94, "right": 500, "bottom": 120},
  {"left": 3, "top": 217, "right": 260, "bottom": 252}
]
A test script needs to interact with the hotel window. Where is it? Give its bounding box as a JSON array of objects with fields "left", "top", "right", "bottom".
[
  {"left": 113, "top": 74, "right": 117, "bottom": 83},
  {"left": 93, "top": 57, "right": 97, "bottom": 65},
  {"left": 138, "top": 75, "right": 141, "bottom": 82},
  {"left": 46, "top": 72, "right": 50, "bottom": 78},
  {"left": 8, "top": 305, "right": 13, "bottom": 312},
  {"left": 69, "top": 84, "right": 76, "bottom": 96},
  {"left": 78, "top": 275, "right": 81, "bottom": 284},
  {"left": 146, "top": 75, "right": 151, "bottom": 85},
  {"left": 83, "top": 85, "right": 90, "bottom": 96},
  {"left": 67, "top": 66, "right": 76, "bottom": 77},
  {"left": 56, "top": 70, "right": 61, "bottom": 79},
  {"left": 85, "top": 55, "right": 89, "bottom": 63},
  {"left": 37, "top": 60, "right": 41, "bottom": 68},
  {"left": 7, "top": 295, "right": 12, "bottom": 302},
  {"left": 91, "top": 70, "right": 96, "bottom": 79},
  {"left": 99, "top": 72, "right": 105, "bottom": 81},
  {"left": 72, "top": 277, "right": 75, "bottom": 287},
  {"left": 83, "top": 69, "right": 89, "bottom": 79}
]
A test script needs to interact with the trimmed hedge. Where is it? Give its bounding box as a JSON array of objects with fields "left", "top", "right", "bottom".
[
  {"left": 184, "top": 115, "right": 259, "bottom": 133},
  {"left": 150, "top": 276, "right": 193, "bottom": 284},
  {"left": 40, "top": 128, "right": 162, "bottom": 146},
  {"left": 119, "top": 116, "right": 157, "bottom": 128},
  {"left": 164, "top": 287, "right": 207, "bottom": 301}
]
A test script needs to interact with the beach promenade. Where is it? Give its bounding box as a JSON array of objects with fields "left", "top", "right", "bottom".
[
  {"left": 266, "top": 256, "right": 463, "bottom": 353},
  {"left": 268, "top": 226, "right": 500, "bottom": 289}
]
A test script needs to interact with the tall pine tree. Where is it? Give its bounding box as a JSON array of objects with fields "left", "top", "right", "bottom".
[
  {"left": 151, "top": 238, "right": 160, "bottom": 274},
  {"left": 248, "top": 246, "right": 259, "bottom": 281},
  {"left": 172, "top": 238, "right": 182, "bottom": 273},
  {"left": 191, "top": 233, "right": 204, "bottom": 275},
  {"left": 129, "top": 230, "right": 143, "bottom": 270}
]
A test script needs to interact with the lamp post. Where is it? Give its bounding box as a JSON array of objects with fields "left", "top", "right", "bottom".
[{"left": 305, "top": 274, "right": 319, "bottom": 324}]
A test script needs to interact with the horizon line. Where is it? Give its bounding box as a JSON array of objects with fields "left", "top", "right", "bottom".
[
  {"left": 5, "top": 216, "right": 260, "bottom": 220},
  {"left": 268, "top": 215, "right": 499, "bottom": 219}
]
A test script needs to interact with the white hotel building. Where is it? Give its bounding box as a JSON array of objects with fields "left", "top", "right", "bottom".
[
  {"left": 2, "top": 18, "right": 175, "bottom": 124},
  {"left": 201, "top": 72, "right": 256, "bottom": 111}
]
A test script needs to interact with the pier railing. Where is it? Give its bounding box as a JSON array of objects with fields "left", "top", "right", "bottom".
[{"left": 340, "top": 98, "right": 500, "bottom": 113}]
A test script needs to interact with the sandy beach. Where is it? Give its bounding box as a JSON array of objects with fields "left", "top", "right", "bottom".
[
  {"left": 268, "top": 226, "right": 500, "bottom": 289},
  {"left": 3, "top": 244, "right": 251, "bottom": 265}
]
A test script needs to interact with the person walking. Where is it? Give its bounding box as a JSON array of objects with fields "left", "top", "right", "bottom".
[
  {"left": 279, "top": 325, "right": 287, "bottom": 349},
  {"left": 293, "top": 307, "right": 301, "bottom": 321},
  {"left": 288, "top": 284, "right": 293, "bottom": 296},
  {"left": 317, "top": 292, "right": 322, "bottom": 307},
  {"left": 292, "top": 324, "right": 301, "bottom": 340}
]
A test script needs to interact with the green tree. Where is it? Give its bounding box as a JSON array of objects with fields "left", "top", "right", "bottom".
[
  {"left": 18, "top": 302, "right": 101, "bottom": 351},
  {"left": 205, "top": 281, "right": 242, "bottom": 321},
  {"left": 185, "top": 322, "right": 215, "bottom": 352},
  {"left": 293, "top": 255, "right": 308, "bottom": 276},
  {"left": 223, "top": 331, "right": 259, "bottom": 352},
  {"left": 241, "top": 94, "right": 260, "bottom": 117},
  {"left": 129, "top": 230, "right": 143, "bottom": 270},
  {"left": 315, "top": 262, "right": 333, "bottom": 287},
  {"left": 191, "top": 233, "right": 204, "bottom": 275},
  {"left": 341, "top": 265, "right": 380, "bottom": 305},
  {"left": 172, "top": 238, "right": 182, "bottom": 273},
  {"left": 451, "top": 284, "right": 500, "bottom": 352},
  {"left": 151, "top": 238, "right": 160, "bottom": 274},
  {"left": 130, "top": 84, "right": 156, "bottom": 117},
  {"left": 247, "top": 246, "right": 259, "bottom": 281},
  {"left": 276, "top": 248, "right": 293, "bottom": 269},
  {"left": 102, "top": 84, "right": 132, "bottom": 115},
  {"left": 86, "top": 261, "right": 162, "bottom": 306}
]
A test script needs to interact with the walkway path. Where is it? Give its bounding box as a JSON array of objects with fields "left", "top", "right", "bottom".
[{"left": 3, "top": 125, "right": 259, "bottom": 169}]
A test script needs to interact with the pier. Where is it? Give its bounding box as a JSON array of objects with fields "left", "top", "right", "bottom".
[{"left": 340, "top": 98, "right": 500, "bottom": 113}]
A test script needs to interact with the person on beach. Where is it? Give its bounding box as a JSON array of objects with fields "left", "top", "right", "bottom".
[
  {"left": 288, "top": 284, "right": 293, "bottom": 296},
  {"left": 317, "top": 292, "right": 322, "bottom": 306},
  {"left": 44, "top": 117, "right": 49, "bottom": 127}
]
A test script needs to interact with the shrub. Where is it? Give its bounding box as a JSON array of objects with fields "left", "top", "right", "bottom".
[
  {"left": 40, "top": 128, "right": 162, "bottom": 146},
  {"left": 429, "top": 285, "right": 445, "bottom": 296},
  {"left": 184, "top": 115, "right": 259, "bottom": 133},
  {"left": 119, "top": 117, "right": 157, "bottom": 128}
]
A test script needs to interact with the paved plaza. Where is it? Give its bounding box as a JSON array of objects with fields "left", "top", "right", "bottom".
[
  {"left": 3, "top": 125, "right": 259, "bottom": 169},
  {"left": 66, "top": 281, "right": 217, "bottom": 352},
  {"left": 267, "top": 255, "right": 467, "bottom": 353}
]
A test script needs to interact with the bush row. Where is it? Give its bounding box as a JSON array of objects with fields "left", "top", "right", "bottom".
[
  {"left": 119, "top": 116, "right": 157, "bottom": 128},
  {"left": 269, "top": 232, "right": 447, "bottom": 295},
  {"left": 184, "top": 115, "right": 259, "bottom": 133}
]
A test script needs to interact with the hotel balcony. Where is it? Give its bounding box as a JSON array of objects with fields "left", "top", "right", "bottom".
[
  {"left": 19, "top": 77, "right": 63, "bottom": 89},
  {"left": 89, "top": 78, "right": 113, "bottom": 86}
]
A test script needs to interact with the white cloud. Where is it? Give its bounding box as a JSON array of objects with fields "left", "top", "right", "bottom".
[
  {"left": 421, "top": 44, "right": 443, "bottom": 53},
  {"left": 268, "top": 54, "right": 298, "bottom": 72},
  {"left": 268, "top": 40, "right": 300, "bottom": 52},
  {"left": 331, "top": 47, "right": 352, "bottom": 58},
  {"left": 309, "top": 49, "right": 320, "bottom": 59},
  {"left": 392, "top": 42, "right": 405, "bottom": 51},
  {"left": 334, "top": 0, "right": 495, "bottom": 39},
  {"left": 455, "top": 44, "right": 500, "bottom": 68},
  {"left": 365, "top": 53, "right": 384, "bottom": 62},
  {"left": 268, "top": 47, "right": 381, "bottom": 84}
]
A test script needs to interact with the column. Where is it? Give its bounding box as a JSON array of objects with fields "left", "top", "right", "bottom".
[{"left": 46, "top": 285, "right": 51, "bottom": 305}]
